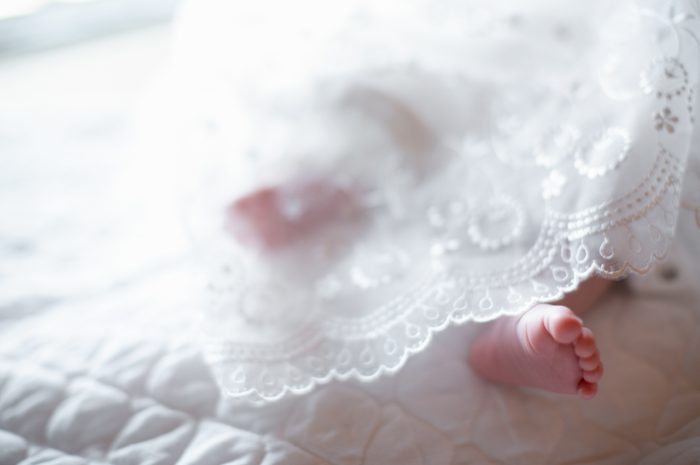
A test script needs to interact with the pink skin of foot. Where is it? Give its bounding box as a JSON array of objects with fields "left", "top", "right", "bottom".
[
  {"left": 225, "top": 178, "right": 357, "bottom": 250},
  {"left": 226, "top": 178, "right": 606, "bottom": 399},
  {"left": 469, "top": 304, "right": 603, "bottom": 399}
]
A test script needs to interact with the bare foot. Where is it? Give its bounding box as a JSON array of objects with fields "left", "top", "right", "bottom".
[
  {"left": 225, "top": 178, "right": 357, "bottom": 250},
  {"left": 469, "top": 304, "right": 602, "bottom": 399}
]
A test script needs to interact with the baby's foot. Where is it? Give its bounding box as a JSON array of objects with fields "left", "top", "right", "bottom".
[
  {"left": 225, "top": 178, "right": 357, "bottom": 250},
  {"left": 469, "top": 304, "right": 602, "bottom": 399}
]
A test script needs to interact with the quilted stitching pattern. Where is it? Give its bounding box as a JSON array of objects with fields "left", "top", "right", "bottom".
[
  {"left": 1, "top": 23, "right": 700, "bottom": 465},
  {"left": 3, "top": 262, "right": 700, "bottom": 465}
]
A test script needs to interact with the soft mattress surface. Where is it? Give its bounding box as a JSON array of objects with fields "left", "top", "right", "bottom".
[{"left": 1, "top": 24, "right": 700, "bottom": 465}]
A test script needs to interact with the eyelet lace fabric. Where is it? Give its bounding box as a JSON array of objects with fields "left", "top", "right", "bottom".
[{"left": 172, "top": 0, "right": 700, "bottom": 402}]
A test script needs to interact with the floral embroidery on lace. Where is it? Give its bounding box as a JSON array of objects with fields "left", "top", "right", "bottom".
[{"left": 192, "top": 0, "right": 700, "bottom": 402}]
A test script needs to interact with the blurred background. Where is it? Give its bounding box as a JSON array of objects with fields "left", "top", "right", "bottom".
[
  {"left": 0, "top": 0, "right": 177, "bottom": 56},
  {"left": 0, "top": 0, "right": 191, "bottom": 321}
]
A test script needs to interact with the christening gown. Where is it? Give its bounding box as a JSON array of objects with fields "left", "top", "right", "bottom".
[{"left": 169, "top": 0, "right": 700, "bottom": 402}]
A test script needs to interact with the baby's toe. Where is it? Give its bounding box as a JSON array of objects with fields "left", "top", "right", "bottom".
[
  {"left": 574, "top": 328, "right": 596, "bottom": 358},
  {"left": 577, "top": 380, "right": 598, "bottom": 400},
  {"left": 579, "top": 352, "right": 600, "bottom": 371},
  {"left": 544, "top": 306, "right": 582, "bottom": 344},
  {"left": 582, "top": 363, "right": 604, "bottom": 383}
]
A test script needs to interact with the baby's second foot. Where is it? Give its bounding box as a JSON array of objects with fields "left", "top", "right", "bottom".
[
  {"left": 469, "top": 305, "right": 602, "bottom": 399},
  {"left": 225, "top": 178, "right": 357, "bottom": 250}
]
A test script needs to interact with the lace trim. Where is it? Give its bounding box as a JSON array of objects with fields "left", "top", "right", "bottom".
[
  {"left": 204, "top": 140, "right": 687, "bottom": 403},
  {"left": 201, "top": 0, "right": 700, "bottom": 402}
]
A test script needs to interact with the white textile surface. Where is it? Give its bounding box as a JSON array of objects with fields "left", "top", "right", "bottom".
[
  {"left": 1, "top": 25, "right": 700, "bottom": 465},
  {"left": 170, "top": 0, "right": 700, "bottom": 402}
]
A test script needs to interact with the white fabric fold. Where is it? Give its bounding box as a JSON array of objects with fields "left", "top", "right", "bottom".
[{"left": 171, "top": 0, "right": 700, "bottom": 402}]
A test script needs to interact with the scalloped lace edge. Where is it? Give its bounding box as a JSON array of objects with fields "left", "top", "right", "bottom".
[{"left": 205, "top": 194, "right": 685, "bottom": 402}]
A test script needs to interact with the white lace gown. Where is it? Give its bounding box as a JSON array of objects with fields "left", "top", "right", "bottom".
[{"left": 169, "top": 0, "right": 700, "bottom": 402}]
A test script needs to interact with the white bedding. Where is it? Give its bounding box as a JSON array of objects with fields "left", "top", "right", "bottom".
[{"left": 1, "top": 26, "right": 700, "bottom": 465}]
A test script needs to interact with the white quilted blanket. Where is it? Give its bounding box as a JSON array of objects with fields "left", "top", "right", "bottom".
[{"left": 1, "top": 26, "right": 700, "bottom": 465}]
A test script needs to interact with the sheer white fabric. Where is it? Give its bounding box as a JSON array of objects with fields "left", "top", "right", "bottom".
[{"left": 171, "top": 0, "right": 700, "bottom": 402}]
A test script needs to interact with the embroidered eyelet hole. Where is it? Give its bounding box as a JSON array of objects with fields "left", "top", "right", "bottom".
[
  {"left": 574, "top": 127, "right": 631, "bottom": 179},
  {"left": 467, "top": 195, "right": 525, "bottom": 251},
  {"left": 641, "top": 57, "right": 689, "bottom": 97}
]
